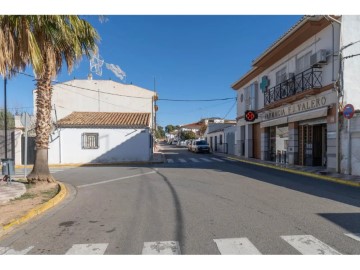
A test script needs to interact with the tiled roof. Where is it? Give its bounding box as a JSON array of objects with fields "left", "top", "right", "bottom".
[
  {"left": 57, "top": 112, "right": 151, "bottom": 128},
  {"left": 181, "top": 122, "right": 202, "bottom": 129}
]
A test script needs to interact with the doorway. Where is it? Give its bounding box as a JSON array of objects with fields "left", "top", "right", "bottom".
[{"left": 299, "top": 124, "right": 326, "bottom": 166}]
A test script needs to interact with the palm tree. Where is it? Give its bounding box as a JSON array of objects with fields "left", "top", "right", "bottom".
[{"left": 0, "top": 16, "right": 99, "bottom": 183}]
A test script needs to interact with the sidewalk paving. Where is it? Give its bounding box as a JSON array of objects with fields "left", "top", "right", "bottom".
[
  {"left": 213, "top": 152, "right": 360, "bottom": 187},
  {"left": 0, "top": 181, "right": 26, "bottom": 205}
]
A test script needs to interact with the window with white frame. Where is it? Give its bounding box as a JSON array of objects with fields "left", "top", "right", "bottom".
[
  {"left": 82, "top": 133, "right": 99, "bottom": 149},
  {"left": 296, "top": 51, "right": 312, "bottom": 73},
  {"left": 244, "top": 82, "right": 258, "bottom": 110},
  {"left": 275, "top": 67, "right": 287, "bottom": 84}
]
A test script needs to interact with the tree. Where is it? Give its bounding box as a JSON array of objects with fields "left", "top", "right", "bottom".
[
  {"left": 165, "top": 124, "right": 175, "bottom": 133},
  {"left": 180, "top": 131, "right": 196, "bottom": 140},
  {"left": 155, "top": 126, "right": 165, "bottom": 139},
  {"left": 0, "top": 109, "right": 15, "bottom": 129},
  {"left": 199, "top": 123, "right": 207, "bottom": 136},
  {"left": 0, "top": 16, "right": 99, "bottom": 183}
]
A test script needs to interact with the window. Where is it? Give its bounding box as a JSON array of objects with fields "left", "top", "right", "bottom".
[
  {"left": 296, "top": 51, "right": 312, "bottom": 73},
  {"left": 244, "top": 82, "right": 258, "bottom": 110},
  {"left": 220, "top": 135, "right": 223, "bottom": 144},
  {"left": 82, "top": 133, "right": 99, "bottom": 149},
  {"left": 276, "top": 67, "right": 287, "bottom": 84}
]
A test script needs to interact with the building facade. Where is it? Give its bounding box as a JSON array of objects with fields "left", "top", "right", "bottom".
[
  {"left": 48, "top": 112, "right": 152, "bottom": 164},
  {"left": 232, "top": 15, "right": 360, "bottom": 175}
]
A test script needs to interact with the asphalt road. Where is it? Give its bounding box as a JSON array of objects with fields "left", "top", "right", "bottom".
[{"left": 1, "top": 143, "right": 360, "bottom": 255}]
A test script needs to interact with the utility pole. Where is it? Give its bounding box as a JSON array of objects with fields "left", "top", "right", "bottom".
[{"left": 4, "top": 78, "right": 7, "bottom": 159}]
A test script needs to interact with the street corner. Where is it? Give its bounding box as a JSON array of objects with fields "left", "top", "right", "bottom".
[{"left": 0, "top": 181, "right": 68, "bottom": 237}]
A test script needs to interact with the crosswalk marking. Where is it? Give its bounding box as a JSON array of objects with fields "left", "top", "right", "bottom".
[
  {"left": 214, "top": 238, "right": 261, "bottom": 255},
  {"left": 1, "top": 234, "right": 349, "bottom": 255},
  {"left": 344, "top": 233, "right": 360, "bottom": 242},
  {"left": 211, "top": 158, "right": 224, "bottom": 162},
  {"left": 0, "top": 246, "right": 34, "bottom": 255},
  {"left": 281, "top": 235, "right": 341, "bottom": 255},
  {"left": 199, "top": 158, "right": 212, "bottom": 162},
  {"left": 65, "top": 243, "right": 108, "bottom": 255},
  {"left": 165, "top": 157, "right": 230, "bottom": 163},
  {"left": 142, "top": 241, "right": 181, "bottom": 255}
]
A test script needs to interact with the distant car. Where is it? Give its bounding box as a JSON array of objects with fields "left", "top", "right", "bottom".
[
  {"left": 172, "top": 139, "right": 178, "bottom": 145},
  {"left": 191, "top": 140, "right": 210, "bottom": 153}
]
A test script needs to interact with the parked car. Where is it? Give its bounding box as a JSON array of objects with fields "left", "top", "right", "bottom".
[
  {"left": 191, "top": 140, "right": 210, "bottom": 153},
  {"left": 187, "top": 140, "right": 193, "bottom": 151}
]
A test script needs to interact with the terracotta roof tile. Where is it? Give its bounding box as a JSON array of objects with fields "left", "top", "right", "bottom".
[{"left": 57, "top": 112, "right": 151, "bottom": 128}]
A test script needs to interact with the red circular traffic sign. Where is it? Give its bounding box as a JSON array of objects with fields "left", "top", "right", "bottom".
[{"left": 343, "top": 104, "right": 355, "bottom": 119}]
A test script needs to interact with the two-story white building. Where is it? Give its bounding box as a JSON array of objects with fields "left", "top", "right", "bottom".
[
  {"left": 232, "top": 15, "right": 360, "bottom": 175},
  {"left": 13, "top": 77, "right": 158, "bottom": 165}
]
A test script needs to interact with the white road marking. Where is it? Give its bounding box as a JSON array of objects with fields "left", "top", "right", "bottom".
[
  {"left": 167, "top": 159, "right": 174, "bottom": 163},
  {"left": 142, "top": 241, "right": 181, "bottom": 255},
  {"left": 65, "top": 243, "right": 108, "bottom": 255},
  {"left": 199, "top": 158, "right": 212, "bottom": 162},
  {"left": 178, "top": 158, "right": 187, "bottom": 163},
  {"left": 189, "top": 158, "right": 200, "bottom": 163},
  {"left": 77, "top": 170, "right": 157, "bottom": 188},
  {"left": 214, "top": 238, "right": 261, "bottom": 255},
  {"left": 344, "top": 233, "right": 360, "bottom": 242},
  {"left": 0, "top": 246, "right": 34, "bottom": 255},
  {"left": 281, "top": 235, "right": 341, "bottom": 255},
  {"left": 211, "top": 158, "right": 224, "bottom": 162}
]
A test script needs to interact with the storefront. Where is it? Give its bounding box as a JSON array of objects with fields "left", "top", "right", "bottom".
[{"left": 260, "top": 91, "right": 336, "bottom": 167}]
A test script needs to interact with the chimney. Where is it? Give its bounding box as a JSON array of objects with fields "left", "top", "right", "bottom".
[{"left": 88, "top": 73, "right": 93, "bottom": 80}]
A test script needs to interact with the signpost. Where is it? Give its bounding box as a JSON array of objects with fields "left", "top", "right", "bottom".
[
  {"left": 20, "top": 112, "right": 31, "bottom": 178},
  {"left": 343, "top": 104, "right": 355, "bottom": 119},
  {"left": 343, "top": 104, "right": 355, "bottom": 175}
]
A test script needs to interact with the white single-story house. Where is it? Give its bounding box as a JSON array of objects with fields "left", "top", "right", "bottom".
[
  {"left": 48, "top": 112, "right": 152, "bottom": 164},
  {"left": 204, "top": 123, "right": 236, "bottom": 153}
]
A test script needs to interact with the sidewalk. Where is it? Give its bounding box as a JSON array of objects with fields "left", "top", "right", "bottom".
[
  {"left": 0, "top": 180, "right": 26, "bottom": 205},
  {"left": 213, "top": 152, "right": 360, "bottom": 188}
]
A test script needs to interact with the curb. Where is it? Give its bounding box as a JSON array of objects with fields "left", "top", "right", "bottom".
[
  {"left": 225, "top": 156, "right": 360, "bottom": 188},
  {"left": 0, "top": 182, "right": 67, "bottom": 237},
  {"left": 15, "top": 160, "right": 165, "bottom": 169}
]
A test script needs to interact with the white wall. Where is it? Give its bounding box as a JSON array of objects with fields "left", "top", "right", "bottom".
[
  {"left": 341, "top": 16, "right": 360, "bottom": 110},
  {"left": 33, "top": 79, "right": 156, "bottom": 128},
  {"left": 236, "top": 21, "right": 341, "bottom": 120},
  {"left": 49, "top": 127, "right": 151, "bottom": 164}
]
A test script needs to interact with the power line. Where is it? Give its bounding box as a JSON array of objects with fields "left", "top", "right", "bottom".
[
  {"left": 158, "top": 97, "right": 235, "bottom": 102},
  {"left": 17, "top": 71, "right": 236, "bottom": 103},
  {"left": 223, "top": 99, "right": 237, "bottom": 119}
]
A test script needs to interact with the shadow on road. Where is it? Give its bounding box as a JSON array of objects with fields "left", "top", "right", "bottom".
[
  {"left": 154, "top": 169, "right": 185, "bottom": 253},
  {"left": 318, "top": 213, "right": 360, "bottom": 233}
]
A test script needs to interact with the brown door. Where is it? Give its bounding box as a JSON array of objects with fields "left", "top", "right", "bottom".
[
  {"left": 253, "top": 123, "right": 261, "bottom": 159},
  {"left": 312, "top": 125, "right": 323, "bottom": 166}
]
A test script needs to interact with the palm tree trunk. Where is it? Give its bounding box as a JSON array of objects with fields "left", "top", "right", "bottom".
[{"left": 27, "top": 61, "right": 56, "bottom": 183}]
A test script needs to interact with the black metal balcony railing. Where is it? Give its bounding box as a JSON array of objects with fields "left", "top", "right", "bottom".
[{"left": 264, "top": 67, "right": 322, "bottom": 106}]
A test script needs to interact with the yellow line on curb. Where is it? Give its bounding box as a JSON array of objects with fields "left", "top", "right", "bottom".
[
  {"left": 226, "top": 157, "right": 360, "bottom": 188},
  {"left": 0, "top": 182, "right": 67, "bottom": 234}
]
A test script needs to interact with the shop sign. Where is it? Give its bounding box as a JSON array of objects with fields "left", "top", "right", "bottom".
[{"left": 264, "top": 96, "right": 327, "bottom": 121}]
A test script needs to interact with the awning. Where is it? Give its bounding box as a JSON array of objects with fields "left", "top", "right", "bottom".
[
  {"left": 288, "top": 107, "right": 328, "bottom": 123},
  {"left": 260, "top": 116, "right": 288, "bottom": 128}
]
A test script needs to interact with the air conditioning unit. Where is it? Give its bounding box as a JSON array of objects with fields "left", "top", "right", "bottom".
[{"left": 310, "top": 50, "right": 328, "bottom": 66}]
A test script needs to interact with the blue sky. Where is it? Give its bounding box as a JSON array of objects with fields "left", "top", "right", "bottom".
[{"left": 1, "top": 15, "right": 303, "bottom": 127}]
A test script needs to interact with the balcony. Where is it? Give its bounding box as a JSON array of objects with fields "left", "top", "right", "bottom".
[{"left": 264, "top": 67, "right": 322, "bottom": 106}]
